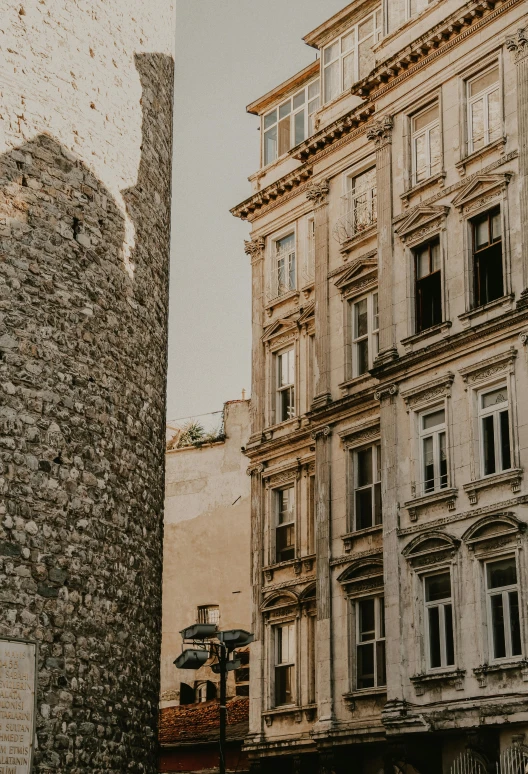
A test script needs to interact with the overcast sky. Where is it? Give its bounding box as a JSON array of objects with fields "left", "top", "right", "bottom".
[{"left": 167, "top": 0, "right": 347, "bottom": 425}]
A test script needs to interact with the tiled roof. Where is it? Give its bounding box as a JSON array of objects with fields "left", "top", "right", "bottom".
[{"left": 159, "top": 698, "right": 249, "bottom": 746}]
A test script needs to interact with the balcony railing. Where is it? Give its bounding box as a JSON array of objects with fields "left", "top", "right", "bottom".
[{"left": 332, "top": 187, "right": 377, "bottom": 245}]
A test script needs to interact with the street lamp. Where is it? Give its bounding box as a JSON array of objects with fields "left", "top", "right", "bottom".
[{"left": 174, "top": 625, "right": 254, "bottom": 774}]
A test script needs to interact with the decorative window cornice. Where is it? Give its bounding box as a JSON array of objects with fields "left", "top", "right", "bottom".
[
  {"left": 395, "top": 205, "right": 449, "bottom": 246},
  {"left": 461, "top": 512, "right": 526, "bottom": 551},
  {"left": 338, "top": 420, "right": 380, "bottom": 448},
  {"left": 337, "top": 556, "right": 384, "bottom": 597},
  {"left": 458, "top": 347, "right": 517, "bottom": 385},
  {"left": 402, "top": 530, "right": 460, "bottom": 569},
  {"left": 506, "top": 26, "right": 528, "bottom": 63},
  {"left": 334, "top": 256, "right": 378, "bottom": 295},
  {"left": 262, "top": 318, "right": 298, "bottom": 345},
  {"left": 451, "top": 173, "right": 512, "bottom": 213},
  {"left": 400, "top": 373, "right": 454, "bottom": 412}
]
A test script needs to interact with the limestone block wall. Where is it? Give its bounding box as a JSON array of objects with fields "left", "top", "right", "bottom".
[{"left": 0, "top": 3, "right": 174, "bottom": 772}]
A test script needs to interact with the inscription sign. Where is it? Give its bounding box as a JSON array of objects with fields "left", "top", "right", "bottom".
[{"left": 0, "top": 638, "right": 36, "bottom": 774}]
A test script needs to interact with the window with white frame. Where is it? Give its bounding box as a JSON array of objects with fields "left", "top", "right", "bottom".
[
  {"left": 419, "top": 407, "right": 448, "bottom": 494},
  {"left": 274, "top": 622, "right": 295, "bottom": 705},
  {"left": 486, "top": 557, "right": 522, "bottom": 660},
  {"left": 276, "top": 348, "right": 295, "bottom": 423},
  {"left": 272, "top": 233, "right": 296, "bottom": 298},
  {"left": 467, "top": 65, "right": 501, "bottom": 155},
  {"left": 479, "top": 385, "right": 511, "bottom": 477},
  {"left": 424, "top": 572, "right": 455, "bottom": 670},
  {"left": 350, "top": 291, "right": 379, "bottom": 376},
  {"left": 411, "top": 102, "right": 441, "bottom": 185},
  {"left": 352, "top": 444, "right": 382, "bottom": 530},
  {"left": 323, "top": 10, "right": 382, "bottom": 104},
  {"left": 356, "top": 595, "right": 386, "bottom": 689},
  {"left": 387, "top": 0, "right": 433, "bottom": 34},
  {"left": 343, "top": 167, "right": 377, "bottom": 238},
  {"left": 263, "top": 79, "right": 321, "bottom": 166},
  {"left": 275, "top": 486, "right": 295, "bottom": 563}
]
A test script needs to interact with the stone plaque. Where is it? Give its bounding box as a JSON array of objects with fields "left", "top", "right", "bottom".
[{"left": 0, "top": 638, "right": 37, "bottom": 774}]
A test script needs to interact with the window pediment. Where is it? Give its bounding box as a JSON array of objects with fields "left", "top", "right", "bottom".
[
  {"left": 337, "top": 556, "right": 383, "bottom": 596},
  {"left": 403, "top": 531, "right": 459, "bottom": 568},
  {"left": 400, "top": 373, "right": 454, "bottom": 412},
  {"left": 334, "top": 254, "right": 378, "bottom": 296},
  {"left": 395, "top": 205, "right": 449, "bottom": 246},
  {"left": 462, "top": 513, "right": 526, "bottom": 551},
  {"left": 298, "top": 302, "right": 315, "bottom": 327},
  {"left": 459, "top": 347, "right": 517, "bottom": 386},
  {"left": 262, "top": 318, "right": 297, "bottom": 345},
  {"left": 451, "top": 173, "right": 512, "bottom": 214},
  {"left": 262, "top": 591, "right": 298, "bottom": 618}
]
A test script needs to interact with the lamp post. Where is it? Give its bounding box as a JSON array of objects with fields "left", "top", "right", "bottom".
[{"left": 174, "top": 625, "right": 254, "bottom": 774}]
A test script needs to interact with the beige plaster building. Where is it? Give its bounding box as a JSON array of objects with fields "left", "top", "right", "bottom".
[
  {"left": 232, "top": 1, "right": 528, "bottom": 771},
  {"left": 161, "top": 400, "right": 251, "bottom": 708}
]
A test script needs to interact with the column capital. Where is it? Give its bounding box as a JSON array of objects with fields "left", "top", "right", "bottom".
[
  {"left": 310, "top": 425, "right": 332, "bottom": 441},
  {"left": 246, "top": 462, "right": 265, "bottom": 477},
  {"left": 244, "top": 236, "right": 265, "bottom": 261},
  {"left": 374, "top": 382, "right": 398, "bottom": 401},
  {"left": 306, "top": 178, "right": 330, "bottom": 207},
  {"left": 506, "top": 28, "right": 528, "bottom": 64},
  {"left": 367, "top": 115, "right": 394, "bottom": 148}
]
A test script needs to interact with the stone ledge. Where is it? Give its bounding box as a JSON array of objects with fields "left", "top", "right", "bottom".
[{"left": 464, "top": 468, "right": 523, "bottom": 504}]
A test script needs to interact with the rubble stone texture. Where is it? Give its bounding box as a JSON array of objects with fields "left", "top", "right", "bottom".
[{"left": 0, "top": 2, "right": 174, "bottom": 772}]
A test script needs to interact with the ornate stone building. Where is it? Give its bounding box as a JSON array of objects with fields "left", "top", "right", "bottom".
[
  {"left": 232, "top": 1, "right": 528, "bottom": 771},
  {"left": 0, "top": 2, "right": 173, "bottom": 772}
]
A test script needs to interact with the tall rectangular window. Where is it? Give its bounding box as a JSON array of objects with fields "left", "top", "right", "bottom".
[
  {"left": 274, "top": 233, "right": 296, "bottom": 297},
  {"left": 472, "top": 208, "right": 503, "bottom": 307},
  {"left": 350, "top": 291, "right": 379, "bottom": 376},
  {"left": 276, "top": 348, "right": 295, "bottom": 423},
  {"left": 486, "top": 557, "right": 522, "bottom": 660},
  {"left": 411, "top": 103, "right": 441, "bottom": 185},
  {"left": 275, "top": 623, "right": 295, "bottom": 705},
  {"left": 353, "top": 444, "right": 382, "bottom": 530},
  {"left": 323, "top": 10, "right": 382, "bottom": 103},
  {"left": 479, "top": 385, "right": 511, "bottom": 476},
  {"left": 356, "top": 596, "right": 386, "bottom": 689},
  {"left": 275, "top": 486, "right": 295, "bottom": 563},
  {"left": 419, "top": 407, "right": 448, "bottom": 494},
  {"left": 467, "top": 65, "right": 500, "bottom": 154},
  {"left": 425, "top": 573, "right": 455, "bottom": 670},
  {"left": 344, "top": 167, "right": 377, "bottom": 237},
  {"left": 415, "top": 239, "right": 442, "bottom": 333},
  {"left": 263, "top": 79, "right": 320, "bottom": 166}
]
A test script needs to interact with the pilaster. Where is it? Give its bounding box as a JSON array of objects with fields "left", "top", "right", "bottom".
[
  {"left": 506, "top": 28, "right": 528, "bottom": 304},
  {"left": 307, "top": 180, "right": 332, "bottom": 410},
  {"left": 245, "top": 237, "right": 266, "bottom": 440},
  {"left": 246, "top": 462, "right": 265, "bottom": 741},
  {"left": 311, "top": 425, "right": 334, "bottom": 730},
  {"left": 367, "top": 116, "right": 398, "bottom": 364}
]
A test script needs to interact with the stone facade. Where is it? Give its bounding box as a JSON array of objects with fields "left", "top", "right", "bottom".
[
  {"left": 232, "top": 1, "right": 528, "bottom": 772},
  {"left": 0, "top": 3, "right": 174, "bottom": 772}
]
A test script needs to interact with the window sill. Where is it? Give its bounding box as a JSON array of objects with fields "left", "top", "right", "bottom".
[
  {"left": 458, "top": 294, "right": 514, "bottom": 328},
  {"left": 404, "top": 487, "right": 458, "bottom": 522},
  {"left": 263, "top": 704, "right": 316, "bottom": 726},
  {"left": 343, "top": 687, "right": 386, "bottom": 709},
  {"left": 474, "top": 659, "right": 528, "bottom": 687},
  {"left": 456, "top": 136, "right": 507, "bottom": 176},
  {"left": 464, "top": 468, "right": 523, "bottom": 505},
  {"left": 265, "top": 289, "right": 300, "bottom": 317},
  {"left": 401, "top": 320, "right": 452, "bottom": 353},
  {"left": 339, "top": 223, "right": 377, "bottom": 255},
  {"left": 401, "top": 171, "right": 446, "bottom": 203},
  {"left": 342, "top": 525, "right": 383, "bottom": 554},
  {"left": 262, "top": 555, "right": 315, "bottom": 582},
  {"left": 410, "top": 669, "right": 465, "bottom": 695}
]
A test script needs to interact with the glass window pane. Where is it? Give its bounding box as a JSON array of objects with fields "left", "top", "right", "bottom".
[
  {"left": 264, "top": 110, "right": 277, "bottom": 130},
  {"left": 278, "top": 116, "right": 290, "bottom": 156},
  {"left": 358, "top": 39, "right": 374, "bottom": 80},
  {"left": 500, "top": 410, "right": 511, "bottom": 471},
  {"left": 488, "top": 88, "right": 501, "bottom": 141},
  {"left": 416, "top": 244, "right": 430, "bottom": 278},
  {"left": 374, "top": 482, "right": 382, "bottom": 526},
  {"left": 341, "top": 29, "right": 355, "bottom": 52},
  {"left": 324, "top": 60, "right": 340, "bottom": 103},
  {"left": 471, "top": 98, "right": 485, "bottom": 150},
  {"left": 490, "top": 593, "right": 506, "bottom": 659},
  {"left": 357, "top": 643, "right": 374, "bottom": 688},
  {"left": 411, "top": 0, "right": 429, "bottom": 15},
  {"left": 430, "top": 126, "right": 441, "bottom": 172},
  {"left": 483, "top": 414, "right": 496, "bottom": 475},
  {"left": 426, "top": 573, "right": 451, "bottom": 602},
  {"left": 481, "top": 387, "right": 507, "bottom": 409},
  {"left": 294, "top": 109, "right": 305, "bottom": 146},
  {"left": 354, "top": 298, "right": 368, "bottom": 337},
  {"left": 439, "top": 432, "right": 447, "bottom": 488},
  {"left": 359, "top": 599, "right": 375, "bottom": 640},
  {"left": 509, "top": 591, "right": 522, "bottom": 656},
  {"left": 428, "top": 606, "right": 442, "bottom": 668},
  {"left": 379, "top": 597, "right": 385, "bottom": 638},
  {"left": 279, "top": 100, "right": 291, "bottom": 119},
  {"left": 357, "top": 447, "right": 373, "bottom": 487},
  {"left": 470, "top": 67, "right": 499, "bottom": 97},
  {"left": 388, "top": 0, "right": 405, "bottom": 32},
  {"left": 491, "top": 210, "right": 501, "bottom": 242},
  {"left": 413, "top": 104, "right": 439, "bottom": 132},
  {"left": 358, "top": 16, "right": 373, "bottom": 40},
  {"left": 357, "top": 339, "right": 369, "bottom": 375},
  {"left": 264, "top": 126, "right": 277, "bottom": 166},
  {"left": 431, "top": 241, "right": 441, "bottom": 272},
  {"left": 343, "top": 52, "right": 355, "bottom": 90},
  {"left": 356, "top": 488, "right": 373, "bottom": 530},
  {"left": 308, "top": 80, "right": 320, "bottom": 100},
  {"left": 423, "top": 436, "right": 434, "bottom": 492},
  {"left": 487, "top": 558, "right": 517, "bottom": 589},
  {"left": 373, "top": 293, "right": 379, "bottom": 331},
  {"left": 423, "top": 409, "right": 445, "bottom": 430},
  {"left": 324, "top": 41, "right": 339, "bottom": 64},
  {"left": 475, "top": 215, "right": 489, "bottom": 248},
  {"left": 293, "top": 91, "right": 305, "bottom": 110},
  {"left": 445, "top": 604, "right": 455, "bottom": 666},
  {"left": 376, "top": 640, "right": 386, "bottom": 686}
]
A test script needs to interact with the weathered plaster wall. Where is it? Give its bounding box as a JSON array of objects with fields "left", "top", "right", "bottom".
[
  {"left": 161, "top": 400, "right": 251, "bottom": 707},
  {"left": 0, "top": 3, "right": 174, "bottom": 772}
]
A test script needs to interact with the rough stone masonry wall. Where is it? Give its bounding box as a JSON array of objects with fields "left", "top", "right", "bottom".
[{"left": 0, "top": 3, "right": 174, "bottom": 773}]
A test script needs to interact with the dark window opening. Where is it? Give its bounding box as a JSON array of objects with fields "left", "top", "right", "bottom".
[
  {"left": 473, "top": 208, "right": 503, "bottom": 307},
  {"left": 415, "top": 239, "right": 442, "bottom": 333}
]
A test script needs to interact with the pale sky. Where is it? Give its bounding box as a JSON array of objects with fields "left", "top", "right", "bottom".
[{"left": 167, "top": 0, "right": 347, "bottom": 425}]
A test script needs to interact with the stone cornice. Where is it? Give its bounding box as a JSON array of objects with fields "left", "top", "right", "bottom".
[
  {"left": 231, "top": 165, "right": 313, "bottom": 221},
  {"left": 351, "top": 0, "right": 523, "bottom": 101},
  {"left": 291, "top": 103, "right": 375, "bottom": 163}
]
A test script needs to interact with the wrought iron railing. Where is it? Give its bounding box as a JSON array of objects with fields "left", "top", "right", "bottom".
[
  {"left": 332, "top": 187, "right": 377, "bottom": 245},
  {"left": 267, "top": 245, "right": 296, "bottom": 301}
]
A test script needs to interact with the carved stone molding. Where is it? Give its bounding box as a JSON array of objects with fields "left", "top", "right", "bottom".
[
  {"left": 451, "top": 173, "right": 512, "bottom": 213},
  {"left": 401, "top": 373, "right": 454, "bottom": 412},
  {"left": 246, "top": 463, "right": 265, "bottom": 477},
  {"left": 520, "top": 331, "right": 528, "bottom": 346},
  {"left": 306, "top": 178, "right": 330, "bottom": 207},
  {"left": 338, "top": 421, "right": 380, "bottom": 448},
  {"left": 374, "top": 382, "right": 398, "bottom": 401},
  {"left": 366, "top": 115, "right": 393, "bottom": 147},
  {"left": 265, "top": 470, "right": 297, "bottom": 489},
  {"left": 506, "top": 27, "right": 528, "bottom": 63},
  {"left": 395, "top": 205, "right": 449, "bottom": 246},
  {"left": 310, "top": 425, "right": 332, "bottom": 441},
  {"left": 244, "top": 236, "right": 265, "bottom": 261},
  {"left": 459, "top": 347, "right": 517, "bottom": 385}
]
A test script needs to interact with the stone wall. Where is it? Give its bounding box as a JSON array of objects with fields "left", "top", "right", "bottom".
[{"left": 0, "top": 3, "right": 174, "bottom": 772}]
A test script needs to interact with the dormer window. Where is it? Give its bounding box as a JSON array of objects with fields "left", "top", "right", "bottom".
[
  {"left": 323, "top": 9, "right": 382, "bottom": 103},
  {"left": 263, "top": 79, "right": 320, "bottom": 166}
]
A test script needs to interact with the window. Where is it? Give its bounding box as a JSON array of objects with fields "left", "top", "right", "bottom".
[
  {"left": 479, "top": 385, "right": 511, "bottom": 476},
  {"left": 411, "top": 103, "right": 441, "bottom": 185},
  {"left": 356, "top": 596, "right": 386, "bottom": 689},
  {"left": 272, "top": 232, "right": 296, "bottom": 298},
  {"left": 424, "top": 573, "right": 455, "bottom": 670},
  {"left": 467, "top": 65, "right": 500, "bottom": 155},
  {"left": 276, "top": 348, "right": 295, "bottom": 423},
  {"left": 343, "top": 167, "right": 377, "bottom": 237},
  {"left": 323, "top": 10, "right": 382, "bottom": 103},
  {"left": 274, "top": 623, "right": 295, "bottom": 705},
  {"left": 350, "top": 291, "right": 379, "bottom": 376},
  {"left": 353, "top": 444, "right": 382, "bottom": 530},
  {"left": 415, "top": 239, "right": 442, "bottom": 333},
  {"left": 419, "top": 407, "right": 448, "bottom": 494},
  {"left": 486, "top": 557, "right": 522, "bottom": 660},
  {"left": 387, "top": 0, "right": 433, "bottom": 33},
  {"left": 263, "top": 79, "right": 320, "bottom": 166},
  {"left": 308, "top": 474, "right": 316, "bottom": 554},
  {"left": 197, "top": 605, "right": 220, "bottom": 626},
  {"left": 275, "top": 486, "right": 295, "bottom": 562},
  {"left": 306, "top": 217, "right": 315, "bottom": 281},
  {"left": 472, "top": 208, "right": 503, "bottom": 307}
]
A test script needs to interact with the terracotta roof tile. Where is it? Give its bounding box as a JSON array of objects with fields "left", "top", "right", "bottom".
[{"left": 159, "top": 697, "right": 249, "bottom": 746}]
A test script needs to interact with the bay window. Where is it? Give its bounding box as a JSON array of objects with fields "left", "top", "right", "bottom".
[
  {"left": 356, "top": 596, "right": 386, "bottom": 689},
  {"left": 424, "top": 573, "right": 455, "bottom": 670},
  {"left": 323, "top": 10, "right": 382, "bottom": 103},
  {"left": 486, "top": 557, "right": 522, "bottom": 660},
  {"left": 263, "top": 79, "right": 320, "bottom": 166},
  {"left": 472, "top": 207, "right": 503, "bottom": 307},
  {"left": 275, "top": 486, "right": 295, "bottom": 563},
  {"left": 274, "top": 622, "right": 295, "bottom": 705},
  {"left": 467, "top": 65, "right": 501, "bottom": 155},
  {"left": 350, "top": 291, "right": 379, "bottom": 376},
  {"left": 415, "top": 239, "right": 442, "bottom": 333},
  {"left": 411, "top": 103, "right": 441, "bottom": 185},
  {"left": 353, "top": 444, "right": 382, "bottom": 530},
  {"left": 419, "top": 407, "right": 448, "bottom": 494}
]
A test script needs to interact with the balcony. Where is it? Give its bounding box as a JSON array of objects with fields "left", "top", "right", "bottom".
[
  {"left": 333, "top": 187, "right": 377, "bottom": 247},
  {"left": 267, "top": 244, "right": 297, "bottom": 303}
]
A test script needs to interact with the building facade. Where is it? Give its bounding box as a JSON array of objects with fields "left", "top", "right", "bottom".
[{"left": 232, "top": 1, "right": 528, "bottom": 771}]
